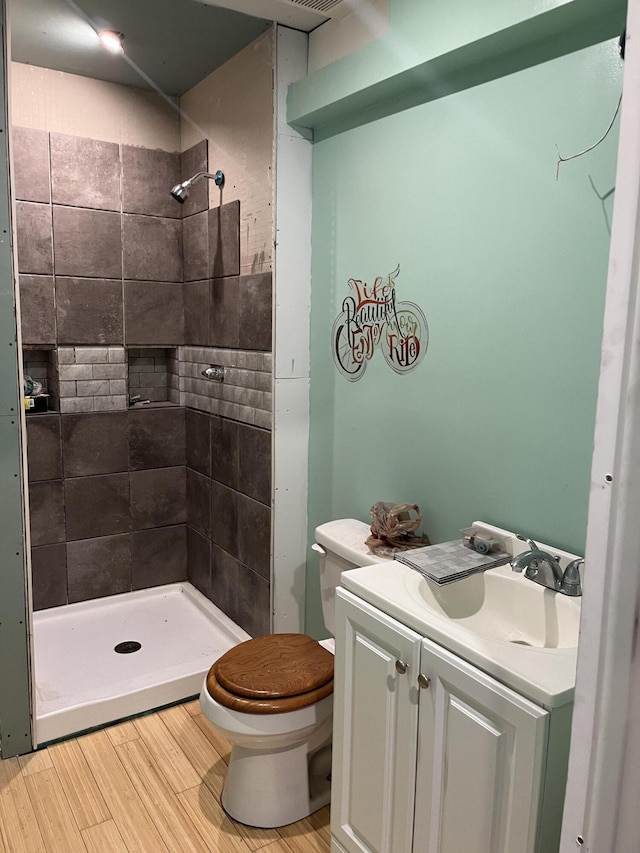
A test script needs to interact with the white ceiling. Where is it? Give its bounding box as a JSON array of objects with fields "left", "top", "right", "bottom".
[{"left": 8, "top": 0, "right": 328, "bottom": 97}]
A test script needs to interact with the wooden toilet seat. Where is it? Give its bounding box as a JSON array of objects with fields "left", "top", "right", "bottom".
[{"left": 206, "top": 634, "right": 334, "bottom": 714}]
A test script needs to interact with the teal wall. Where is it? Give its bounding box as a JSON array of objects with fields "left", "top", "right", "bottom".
[
  {"left": 0, "top": 0, "right": 32, "bottom": 754},
  {"left": 296, "top": 2, "right": 624, "bottom": 637}
]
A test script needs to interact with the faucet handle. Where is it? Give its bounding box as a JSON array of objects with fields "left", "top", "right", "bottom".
[{"left": 561, "top": 558, "right": 583, "bottom": 597}]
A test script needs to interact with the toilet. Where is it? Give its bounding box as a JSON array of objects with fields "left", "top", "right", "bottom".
[{"left": 199, "top": 518, "right": 389, "bottom": 828}]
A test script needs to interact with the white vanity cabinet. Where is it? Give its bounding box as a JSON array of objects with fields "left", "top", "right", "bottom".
[{"left": 331, "top": 587, "right": 569, "bottom": 853}]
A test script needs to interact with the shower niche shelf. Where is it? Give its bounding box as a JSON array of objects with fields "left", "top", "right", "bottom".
[{"left": 127, "top": 347, "right": 180, "bottom": 406}]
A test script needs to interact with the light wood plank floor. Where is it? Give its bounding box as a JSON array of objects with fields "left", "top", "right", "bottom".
[{"left": 0, "top": 700, "right": 331, "bottom": 853}]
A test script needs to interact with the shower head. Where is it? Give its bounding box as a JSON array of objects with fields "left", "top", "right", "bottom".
[{"left": 170, "top": 170, "right": 225, "bottom": 203}]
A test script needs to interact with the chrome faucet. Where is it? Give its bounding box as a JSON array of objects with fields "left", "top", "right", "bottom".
[{"left": 511, "top": 535, "right": 583, "bottom": 597}]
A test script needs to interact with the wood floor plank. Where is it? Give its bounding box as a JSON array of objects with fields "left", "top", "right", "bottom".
[
  {"left": 23, "top": 767, "right": 86, "bottom": 853},
  {"left": 177, "top": 785, "right": 252, "bottom": 853},
  {"left": 277, "top": 815, "right": 331, "bottom": 853},
  {"left": 230, "top": 817, "right": 282, "bottom": 852},
  {"left": 157, "top": 705, "right": 227, "bottom": 797},
  {"left": 0, "top": 757, "right": 47, "bottom": 853},
  {"left": 259, "top": 841, "right": 298, "bottom": 853},
  {"left": 81, "top": 820, "right": 129, "bottom": 853},
  {"left": 133, "top": 712, "right": 202, "bottom": 792},
  {"left": 78, "top": 729, "right": 169, "bottom": 853},
  {"left": 17, "top": 749, "right": 53, "bottom": 777},
  {"left": 306, "top": 807, "right": 331, "bottom": 844},
  {"left": 192, "top": 712, "right": 232, "bottom": 764},
  {"left": 1, "top": 702, "right": 329, "bottom": 853},
  {"left": 115, "top": 737, "right": 210, "bottom": 853},
  {"left": 183, "top": 699, "right": 201, "bottom": 716},
  {"left": 48, "top": 738, "right": 111, "bottom": 829},
  {"left": 105, "top": 720, "right": 140, "bottom": 746}
]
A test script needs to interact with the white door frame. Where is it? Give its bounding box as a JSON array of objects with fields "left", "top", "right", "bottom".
[{"left": 561, "top": 5, "right": 640, "bottom": 849}]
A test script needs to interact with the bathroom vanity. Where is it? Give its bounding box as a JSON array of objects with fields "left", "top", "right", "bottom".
[{"left": 330, "top": 529, "right": 580, "bottom": 853}]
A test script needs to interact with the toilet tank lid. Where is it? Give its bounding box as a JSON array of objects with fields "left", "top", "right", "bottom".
[{"left": 315, "top": 518, "right": 389, "bottom": 565}]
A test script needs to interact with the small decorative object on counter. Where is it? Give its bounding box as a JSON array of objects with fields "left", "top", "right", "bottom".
[
  {"left": 461, "top": 526, "right": 507, "bottom": 555},
  {"left": 365, "top": 501, "right": 430, "bottom": 557}
]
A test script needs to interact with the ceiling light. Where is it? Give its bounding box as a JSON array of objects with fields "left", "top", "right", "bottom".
[{"left": 98, "top": 30, "right": 124, "bottom": 54}]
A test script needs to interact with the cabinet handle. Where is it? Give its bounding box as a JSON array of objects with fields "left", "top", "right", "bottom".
[
  {"left": 418, "top": 674, "right": 431, "bottom": 689},
  {"left": 395, "top": 660, "right": 408, "bottom": 675}
]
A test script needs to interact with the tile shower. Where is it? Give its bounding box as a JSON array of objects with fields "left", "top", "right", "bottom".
[{"left": 16, "top": 127, "right": 273, "bottom": 741}]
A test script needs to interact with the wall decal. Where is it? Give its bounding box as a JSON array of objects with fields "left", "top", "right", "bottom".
[{"left": 332, "top": 265, "right": 428, "bottom": 381}]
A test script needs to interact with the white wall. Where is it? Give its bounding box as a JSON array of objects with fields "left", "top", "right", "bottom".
[
  {"left": 10, "top": 62, "right": 180, "bottom": 150},
  {"left": 308, "top": 0, "right": 390, "bottom": 74},
  {"left": 180, "top": 28, "right": 274, "bottom": 276}
]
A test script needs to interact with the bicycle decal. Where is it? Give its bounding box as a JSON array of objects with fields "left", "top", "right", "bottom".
[{"left": 332, "top": 265, "right": 428, "bottom": 381}]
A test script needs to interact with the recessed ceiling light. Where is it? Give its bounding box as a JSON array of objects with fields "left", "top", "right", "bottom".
[{"left": 98, "top": 30, "right": 124, "bottom": 54}]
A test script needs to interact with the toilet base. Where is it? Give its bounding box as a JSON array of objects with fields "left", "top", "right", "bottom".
[{"left": 221, "top": 736, "right": 332, "bottom": 828}]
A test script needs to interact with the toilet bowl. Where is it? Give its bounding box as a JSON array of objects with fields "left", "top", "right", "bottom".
[{"left": 199, "top": 518, "right": 389, "bottom": 828}]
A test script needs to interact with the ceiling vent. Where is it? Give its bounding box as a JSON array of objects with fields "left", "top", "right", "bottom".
[{"left": 284, "top": 0, "right": 346, "bottom": 14}]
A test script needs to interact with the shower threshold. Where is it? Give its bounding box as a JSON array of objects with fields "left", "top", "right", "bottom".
[{"left": 32, "top": 582, "right": 251, "bottom": 746}]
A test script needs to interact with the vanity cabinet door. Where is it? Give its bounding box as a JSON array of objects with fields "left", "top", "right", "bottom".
[
  {"left": 332, "top": 588, "right": 422, "bottom": 853},
  {"left": 412, "top": 636, "right": 548, "bottom": 853}
]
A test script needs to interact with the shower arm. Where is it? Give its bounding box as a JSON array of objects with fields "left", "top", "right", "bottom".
[
  {"left": 171, "top": 169, "right": 225, "bottom": 204},
  {"left": 187, "top": 170, "right": 224, "bottom": 189}
]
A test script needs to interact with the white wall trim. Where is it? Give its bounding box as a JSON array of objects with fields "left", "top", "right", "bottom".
[
  {"left": 271, "top": 26, "right": 313, "bottom": 633},
  {"left": 561, "top": 7, "right": 640, "bottom": 849}
]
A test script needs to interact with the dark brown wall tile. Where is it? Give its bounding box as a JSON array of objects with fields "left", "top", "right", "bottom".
[
  {"left": 239, "top": 272, "right": 272, "bottom": 351},
  {"left": 130, "top": 466, "right": 186, "bottom": 530},
  {"left": 67, "top": 534, "right": 131, "bottom": 602},
  {"left": 13, "top": 127, "right": 50, "bottom": 203},
  {"left": 210, "top": 277, "right": 239, "bottom": 348},
  {"left": 210, "top": 480, "right": 237, "bottom": 555},
  {"left": 56, "top": 277, "right": 123, "bottom": 344},
  {"left": 237, "top": 493, "right": 271, "bottom": 579},
  {"left": 187, "top": 526, "right": 211, "bottom": 597},
  {"left": 184, "top": 280, "right": 210, "bottom": 346},
  {"left": 53, "top": 207, "right": 122, "bottom": 278},
  {"left": 183, "top": 211, "right": 209, "bottom": 281},
  {"left": 31, "top": 543, "right": 67, "bottom": 610},
  {"left": 128, "top": 406, "right": 186, "bottom": 470},
  {"left": 29, "top": 480, "right": 65, "bottom": 546},
  {"left": 210, "top": 415, "right": 238, "bottom": 489},
  {"left": 65, "top": 473, "right": 130, "bottom": 540},
  {"left": 237, "top": 424, "right": 271, "bottom": 506},
  {"left": 26, "top": 414, "right": 62, "bottom": 482},
  {"left": 16, "top": 202, "right": 53, "bottom": 274},
  {"left": 122, "top": 145, "right": 181, "bottom": 219},
  {"left": 124, "top": 281, "right": 184, "bottom": 346},
  {"left": 186, "top": 409, "right": 210, "bottom": 476},
  {"left": 211, "top": 543, "right": 238, "bottom": 621},
  {"left": 123, "top": 215, "right": 182, "bottom": 282},
  {"left": 180, "top": 140, "right": 209, "bottom": 218},
  {"left": 131, "top": 524, "right": 187, "bottom": 589},
  {"left": 187, "top": 468, "right": 211, "bottom": 538},
  {"left": 19, "top": 274, "right": 56, "bottom": 345},
  {"left": 208, "top": 200, "right": 240, "bottom": 278},
  {"left": 62, "top": 412, "right": 128, "bottom": 477},
  {"left": 50, "top": 134, "right": 121, "bottom": 211},
  {"left": 236, "top": 563, "right": 270, "bottom": 637}
]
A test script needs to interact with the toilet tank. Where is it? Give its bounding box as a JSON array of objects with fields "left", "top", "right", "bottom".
[{"left": 314, "top": 519, "right": 389, "bottom": 636}]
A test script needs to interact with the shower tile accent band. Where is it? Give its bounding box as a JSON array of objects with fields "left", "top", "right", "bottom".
[{"left": 180, "top": 346, "right": 272, "bottom": 430}]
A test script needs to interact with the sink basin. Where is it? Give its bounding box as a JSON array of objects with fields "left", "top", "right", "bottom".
[
  {"left": 403, "top": 564, "right": 580, "bottom": 649},
  {"left": 340, "top": 552, "right": 582, "bottom": 707}
]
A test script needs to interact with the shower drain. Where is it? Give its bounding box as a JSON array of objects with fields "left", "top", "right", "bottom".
[{"left": 114, "top": 641, "right": 142, "bottom": 654}]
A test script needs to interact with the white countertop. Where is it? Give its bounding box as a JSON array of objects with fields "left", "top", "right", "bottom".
[{"left": 340, "top": 561, "right": 579, "bottom": 709}]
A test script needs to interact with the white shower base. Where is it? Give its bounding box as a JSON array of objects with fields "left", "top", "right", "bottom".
[{"left": 32, "top": 582, "right": 251, "bottom": 745}]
